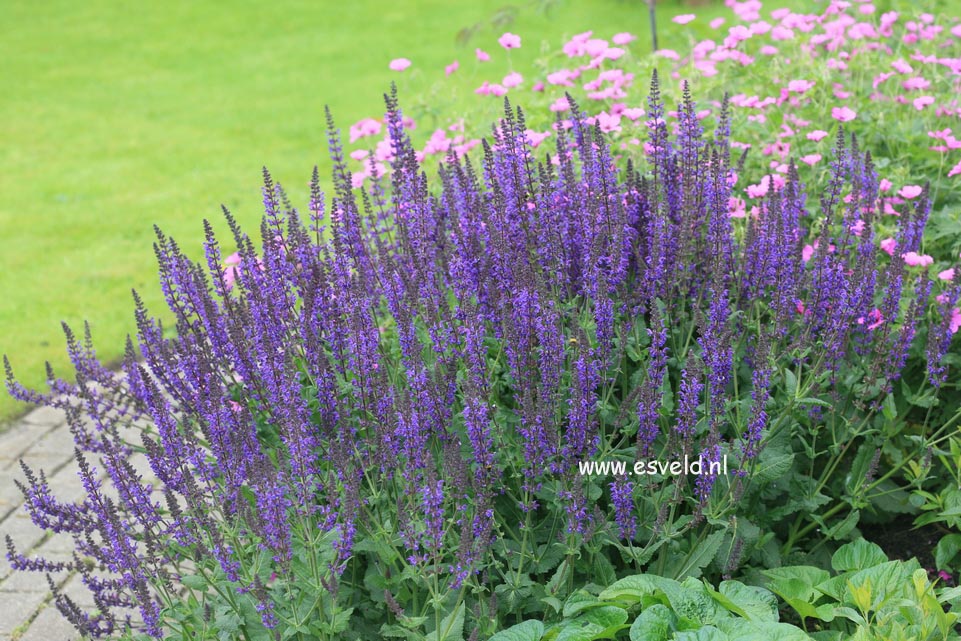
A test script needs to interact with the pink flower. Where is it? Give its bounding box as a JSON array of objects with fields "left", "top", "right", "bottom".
[
  {"left": 802, "top": 244, "right": 815, "bottom": 262},
  {"left": 710, "top": 17, "right": 725, "bottom": 29},
  {"left": 857, "top": 309, "right": 885, "bottom": 330},
  {"left": 673, "top": 14, "right": 696, "bottom": 24},
  {"left": 349, "top": 149, "right": 368, "bottom": 161},
  {"left": 913, "top": 95, "right": 935, "bottom": 110},
  {"left": 801, "top": 154, "right": 822, "bottom": 166},
  {"left": 899, "top": 184, "right": 923, "bottom": 199},
  {"left": 831, "top": 106, "right": 857, "bottom": 122},
  {"left": 787, "top": 79, "right": 815, "bottom": 93},
  {"left": 445, "top": 60, "right": 459, "bottom": 76},
  {"left": 525, "top": 129, "right": 551, "bottom": 148},
  {"left": 389, "top": 58, "right": 411, "bottom": 71},
  {"left": 475, "top": 48, "right": 490, "bottom": 62},
  {"left": 498, "top": 32, "right": 521, "bottom": 49},
  {"left": 746, "top": 175, "right": 771, "bottom": 198},
  {"left": 502, "top": 71, "right": 523, "bottom": 88},
  {"left": 902, "top": 251, "right": 934, "bottom": 266},
  {"left": 595, "top": 111, "right": 622, "bottom": 133},
  {"left": 939, "top": 268, "right": 956, "bottom": 281},
  {"left": 902, "top": 76, "right": 930, "bottom": 91},
  {"left": 891, "top": 59, "right": 913, "bottom": 73},
  {"left": 807, "top": 130, "right": 830, "bottom": 141},
  {"left": 622, "top": 107, "right": 645, "bottom": 121},
  {"left": 948, "top": 159, "right": 961, "bottom": 178},
  {"left": 951, "top": 309, "right": 961, "bottom": 335},
  {"left": 349, "top": 118, "right": 382, "bottom": 143},
  {"left": 879, "top": 178, "right": 893, "bottom": 192},
  {"left": 550, "top": 97, "right": 570, "bottom": 112},
  {"left": 880, "top": 237, "right": 897, "bottom": 255},
  {"left": 612, "top": 32, "right": 636, "bottom": 45},
  {"left": 655, "top": 49, "right": 680, "bottom": 60}
]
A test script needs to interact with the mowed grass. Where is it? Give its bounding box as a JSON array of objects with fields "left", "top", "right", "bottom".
[{"left": 0, "top": 0, "right": 738, "bottom": 424}]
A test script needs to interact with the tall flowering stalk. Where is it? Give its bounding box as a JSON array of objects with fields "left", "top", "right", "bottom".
[{"left": 4, "top": 78, "right": 957, "bottom": 639}]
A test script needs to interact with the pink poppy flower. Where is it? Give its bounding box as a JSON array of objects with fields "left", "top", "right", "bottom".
[
  {"left": 622, "top": 107, "right": 645, "bottom": 121},
  {"left": 612, "top": 32, "right": 636, "bottom": 45},
  {"left": 802, "top": 244, "right": 815, "bottom": 262},
  {"left": 673, "top": 14, "right": 696, "bottom": 24},
  {"left": 899, "top": 185, "right": 923, "bottom": 199},
  {"left": 525, "top": 129, "right": 551, "bottom": 148},
  {"left": 787, "top": 79, "right": 815, "bottom": 93},
  {"left": 948, "top": 159, "right": 961, "bottom": 178},
  {"left": 832, "top": 106, "right": 857, "bottom": 122},
  {"left": 939, "top": 268, "right": 955, "bottom": 281},
  {"left": 349, "top": 118, "right": 382, "bottom": 143},
  {"left": 502, "top": 71, "right": 523, "bottom": 88},
  {"left": 879, "top": 178, "right": 892, "bottom": 192},
  {"left": 550, "top": 97, "right": 571, "bottom": 112},
  {"left": 950, "top": 310, "right": 961, "bottom": 335},
  {"left": 891, "top": 59, "right": 913, "bottom": 73},
  {"left": 903, "top": 76, "right": 930, "bottom": 91},
  {"left": 475, "top": 48, "right": 490, "bottom": 62},
  {"left": 807, "top": 130, "right": 830, "bottom": 141},
  {"left": 445, "top": 60, "right": 459, "bottom": 76},
  {"left": 498, "top": 32, "right": 521, "bottom": 49},
  {"left": 389, "top": 58, "right": 411, "bottom": 71},
  {"left": 857, "top": 309, "right": 885, "bottom": 330},
  {"left": 902, "top": 251, "right": 934, "bottom": 266},
  {"left": 880, "top": 238, "right": 897, "bottom": 255},
  {"left": 913, "top": 95, "right": 935, "bottom": 110}
]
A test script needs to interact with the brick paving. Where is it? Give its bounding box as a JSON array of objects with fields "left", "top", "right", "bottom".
[{"left": 0, "top": 406, "right": 153, "bottom": 640}]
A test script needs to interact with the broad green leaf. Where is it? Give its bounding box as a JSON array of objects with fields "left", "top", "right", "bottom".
[
  {"left": 716, "top": 581, "right": 779, "bottom": 623},
  {"left": 629, "top": 604, "right": 675, "bottom": 641},
  {"left": 489, "top": 620, "right": 544, "bottom": 641},
  {"left": 936, "top": 534, "right": 961, "bottom": 571},
  {"left": 599, "top": 574, "right": 667, "bottom": 603},
  {"left": 180, "top": 574, "right": 208, "bottom": 591},
  {"left": 831, "top": 539, "right": 888, "bottom": 572},
  {"left": 563, "top": 591, "right": 600, "bottom": 618}
]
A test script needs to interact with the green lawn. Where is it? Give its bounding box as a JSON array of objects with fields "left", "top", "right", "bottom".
[{"left": 0, "top": 0, "right": 737, "bottom": 424}]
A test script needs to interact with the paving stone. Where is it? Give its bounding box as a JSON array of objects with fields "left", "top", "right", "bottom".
[
  {"left": 0, "top": 590, "right": 45, "bottom": 636},
  {"left": 0, "top": 515, "right": 46, "bottom": 557},
  {"left": 59, "top": 575, "right": 95, "bottom": 609},
  {"left": 18, "top": 604, "right": 77, "bottom": 641},
  {"left": 19, "top": 407, "right": 67, "bottom": 429},
  {"left": 0, "top": 566, "right": 62, "bottom": 593}
]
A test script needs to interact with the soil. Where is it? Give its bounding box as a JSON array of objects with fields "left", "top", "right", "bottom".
[{"left": 861, "top": 514, "right": 954, "bottom": 585}]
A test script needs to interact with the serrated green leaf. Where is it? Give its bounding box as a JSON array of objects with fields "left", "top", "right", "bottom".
[
  {"left": 629, "top": 604, "right": 674, "bottom": 641},
  {"left": 489, "top": 620, "right": 544, "bottom": 641}
]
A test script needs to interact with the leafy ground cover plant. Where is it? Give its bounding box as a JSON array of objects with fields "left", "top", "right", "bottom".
[
  {"left": 4, "top": 74, "right": 960, "bottom": 640},
  {"left": 493, "top": 573, "right": 813, "bottom": 641},
  {"left": 764, "top": 539, "right": 961, "bottom": 640}
]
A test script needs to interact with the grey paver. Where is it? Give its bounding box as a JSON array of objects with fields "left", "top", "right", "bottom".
[
  {"left": 0, "top": 591, "right": 46, "bottom": 635},
  {"left": 18, "top": 604, "right": 77, "bottom": 641}
]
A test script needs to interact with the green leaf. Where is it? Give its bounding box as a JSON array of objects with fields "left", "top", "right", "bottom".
[
  {"left": 784, "top": 369, "right": 798, "bottom": 398},
  {"left": 599, "top": 575, "right": 667, "bottom": 603},
  {"left": 716, "top": 581, "right": 779, "bottom": 623},
  {"left": 831, "top": 539, "right": 888, "bottom": 572},
  {"left": 755, "top": 452, "right": 794, "bottom": 483},
  {"left": 426, "top": 602, "right": 465, "bottom": 641},
  {"left": 935, "top": 534, "right": 961, "bottom": 571},
  {"left": 489, "top": 620, "right": 544, "bottom": 641},
  {"left": 881, "top": 393, "right": 897, "bottom": 420},
  {"left": 180, "top": 574, "right": 208, "bottom": 592},
  {"left": 676, "top": 531, "right": 725, "bottom": 580},
  {"left": 659, "top": 578, "right": 720, "bottom": 625},
  {"left": 629, "top": 604, "right": 675, "bottom": 641},
  {"left": 563, "top": 591, "right": 600, "bottom": 618}
]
